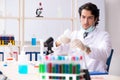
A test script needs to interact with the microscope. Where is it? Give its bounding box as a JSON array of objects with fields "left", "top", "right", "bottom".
[{"left": 44, "top": 37, "right": 54, "bottom": 55}]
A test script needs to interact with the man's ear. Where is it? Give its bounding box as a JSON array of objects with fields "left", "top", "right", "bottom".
[
  {"left": 93, "top": 17, "right": 98, "bottom": 26},
  {"left": 94, "top": 17, "right": 98, "bottom": 22}
]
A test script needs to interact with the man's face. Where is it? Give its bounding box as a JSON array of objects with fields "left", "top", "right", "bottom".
[{"left": 80, "top": 9, "right": 96, "bottom": 30}]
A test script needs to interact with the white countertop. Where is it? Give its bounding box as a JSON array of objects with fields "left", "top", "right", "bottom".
[{"left": 0, "top": 61, "right": 120, "bottom": 80}]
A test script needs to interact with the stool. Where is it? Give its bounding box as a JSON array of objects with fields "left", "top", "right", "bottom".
[
  {"left": 25, "top": 52, "right": 40, "bottom": 61},
  {"left": 0, "top": 52, "right": 4, "bottom": 61}
]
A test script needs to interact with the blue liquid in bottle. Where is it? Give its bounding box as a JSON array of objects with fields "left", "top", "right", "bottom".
[
  {"left": 18, "top": 65, "right": 28, "bottom": 74},
  {"left": 31, "top": 34, "right": 36, "bottom": 46}
]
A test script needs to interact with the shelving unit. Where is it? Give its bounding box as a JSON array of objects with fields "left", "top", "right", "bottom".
[
  {"left": 0, "top": 0, "right": 80, "bottom": 55},
  {"left": 21, "top": 0, "right": 77, "bottom": 46},
  {"left": 0, "top": 0, "right": 21, "bottom": 57},
  {"left": 0, "top": 0, "right": 21, "bottom": 46}
]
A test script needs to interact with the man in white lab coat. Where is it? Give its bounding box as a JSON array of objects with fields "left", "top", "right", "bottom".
[{"left": 55, "top": 2, "right": 112, "bottom": 72}]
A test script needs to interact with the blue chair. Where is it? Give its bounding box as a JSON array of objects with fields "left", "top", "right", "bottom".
[{"left": 90, "top": 49, "right": 114, "bottom": 75}]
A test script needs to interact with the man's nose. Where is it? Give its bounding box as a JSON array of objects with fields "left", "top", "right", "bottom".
[{"left": 84, "top": 18, "right": 89, "bottom": 24}]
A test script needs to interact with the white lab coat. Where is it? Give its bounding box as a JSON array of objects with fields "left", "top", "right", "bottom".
[{"left": 54, "top": 27, "right": 112, "bottom": 72}]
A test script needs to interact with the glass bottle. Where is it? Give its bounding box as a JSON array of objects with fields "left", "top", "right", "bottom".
[
  {"left": 31, "top": 34, "right": 36, "bottom": 46},
  {"left": 18, "top": 50, "right": 28, "bottom": 74}
]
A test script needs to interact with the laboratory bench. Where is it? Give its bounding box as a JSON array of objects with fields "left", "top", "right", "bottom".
[{"left": 0, "top": 61, "right": 120, "bottom": 80}]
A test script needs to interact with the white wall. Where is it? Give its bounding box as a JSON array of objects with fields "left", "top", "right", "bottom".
[
  {"left": 105, "top": 0, "right": 120, "bottom": 76},
  {"left": 0, "top": 0, "right": 5, "bottom": 34}
]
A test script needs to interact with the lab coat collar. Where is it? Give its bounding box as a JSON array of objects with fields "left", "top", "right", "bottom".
[{"left": 82, "top": 27, "right": 97, "bottom": 39}]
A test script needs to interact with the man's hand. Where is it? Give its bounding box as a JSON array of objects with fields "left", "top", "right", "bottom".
[
  {"left": 55, "top": 35, "right": 71, "bottom": 47},
  {"left": 59, "top": 35, "right": 71, "bottom": 44},
  {"left": 70, "top": 39, "right": 86, "bottom": 51},
  {"left": 70, "top": 39, "right": 91, "bottom": 54},
  {"left": 55, "top": 29, "right": 72, "bottom": 47}
]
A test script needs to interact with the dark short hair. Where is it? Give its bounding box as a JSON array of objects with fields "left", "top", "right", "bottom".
[{"left": 78, "top": 2, "right": 100, "bottom": 26}]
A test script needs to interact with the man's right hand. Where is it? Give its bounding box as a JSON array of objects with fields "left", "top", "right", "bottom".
[{"left": 55, "top": 35, "right": 71, "bottom": 47}]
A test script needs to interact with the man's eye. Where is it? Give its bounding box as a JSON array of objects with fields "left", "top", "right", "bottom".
[
  {"left": 82, "top": 16, "right": 85, "bottom": 19},
  {"left": 88, "top": 16, "right": 94, "bottom": 20}
]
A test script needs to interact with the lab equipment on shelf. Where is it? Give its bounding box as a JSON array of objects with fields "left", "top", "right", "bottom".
[
  {"left": 0, "top": 52, "right": 4, "bottom": 61},
  {"left": 18, "top": 51, "right": 28, "bottom": 74},
  {"left": 44, "top": 37, "right": 54, "bottom": 55},
  {"left": 0, "top": 35, "right": 15, "bottom": 45},
  {"left": 31, "top": 34, "right": 36, "bottom": 46}
]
